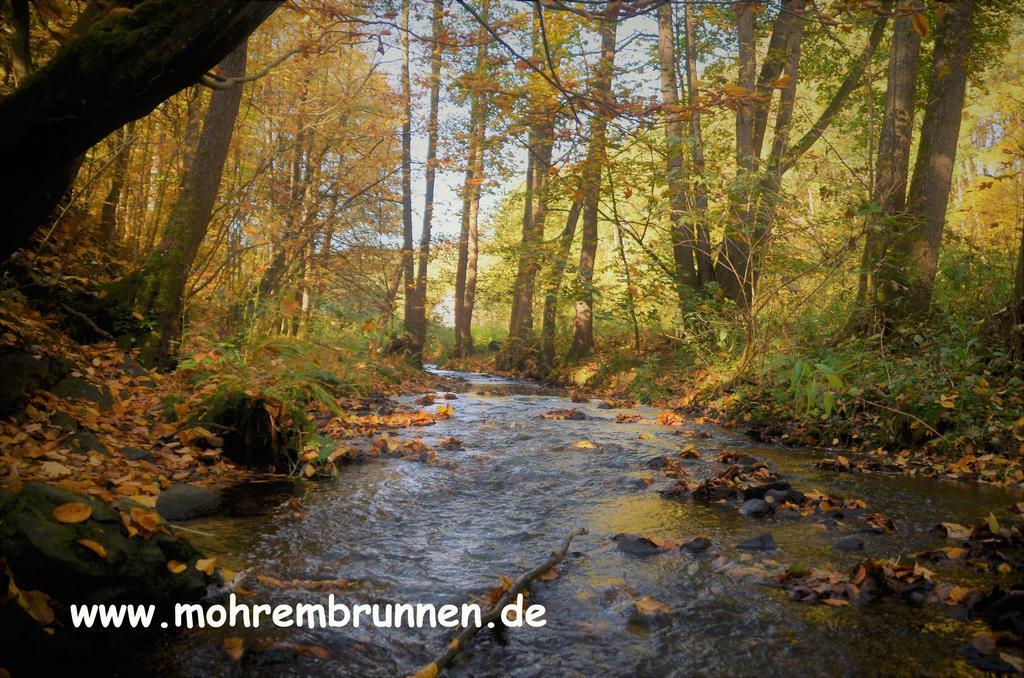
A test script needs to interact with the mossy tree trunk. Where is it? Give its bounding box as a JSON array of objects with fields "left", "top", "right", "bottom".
[
  {"left": 132, "top": 41, "right": 248, "bottom": 367},
  {"left": 0, "top": 0, "right": 280, "bottom": 263}
]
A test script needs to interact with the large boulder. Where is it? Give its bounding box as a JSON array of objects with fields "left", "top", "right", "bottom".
[
  {"left": 0, "top": 484, "right": 208, "bottom": 605},
  {"left": 156, "top": 483, "right": 221, "bottom": 521}
]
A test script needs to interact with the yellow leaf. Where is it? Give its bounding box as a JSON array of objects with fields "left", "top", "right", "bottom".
[
  {"left": 572, "top": 440, "right": 598, "bottom": 449},
  {"left": 77, "top": 539, "right": 107, "bottom": 558},
  {"left": 634, "top": 595, "right": 671, "bottom": 616},
  {"left": 167, "top": 560, "right": 187, "bottom": 574},
  {"left": 131, "top": 311, "right": 145, "bottom": 321},
  {"left": 303, "top": 463, "right": 316, "bottom": 478},
  {"left": 223, "top": 637, "right": 245, "bottom": 661},
  {"left": 195, "top": 557, "right": 218, "bottom": 576},
  {"left": 53, "top": 502, "right": 92, "bottom": 524},
  {"left": 409, "top": 663, "right": 438, "bottom": 678}
]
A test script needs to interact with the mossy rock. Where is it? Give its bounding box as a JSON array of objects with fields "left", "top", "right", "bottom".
[
  {"left": 0, "top": 484, "right": 208, "bottom": 606},
  {"left": 0, "top": 350, "right": 73, "bottom": 415}
]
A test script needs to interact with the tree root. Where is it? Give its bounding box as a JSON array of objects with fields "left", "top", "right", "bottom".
[{"left": 409, "top": 527, "right": 587, "bottom": 677}]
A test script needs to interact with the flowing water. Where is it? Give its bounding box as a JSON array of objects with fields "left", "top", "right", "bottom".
[{"left": 147, "top": 369, "right": 1022, "bottom": 676}]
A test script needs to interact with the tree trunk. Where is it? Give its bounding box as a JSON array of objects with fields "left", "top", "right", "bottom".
[
  {"left": 0, "top": 0, "right": 280, "bottom": 263},
  {"left": 98, "top": 121, "right": 135, "bottom": 242},
  {"left": 682, "top": 0, "right": 714, "bottom": 286},
  {"left": 540, "top": 200, "right": 583, "bottom": 374},
  {"left": 132, "top": 41, "right": 248, "bottom": 367},
  {"left": 899, "top": 0, "right": 974, "bottom": 318},
  {"left": 715, "top": 0, "right": 758, "bottom": 307},
  {"left": 400, "top": 0, "right": 415, "bottom": 341},
  {"left": 2, "top": 0, "right": 32, "bottom": 83},
  {"left": 454, "top": 0, "right": 488, "bottom": 359},
  {"left": 507, "top": 5, "right": 558, "bottom": 360},
  {"left": 852, "top": 13, "right": 921, "bottom": 331},
  {"left": 569, "top": 1, "right": 619, "bottom": 360},
  {"left": 409, "top": 0, "right": 444, "bottom": 367},
  {"left": 656, "top": 1, "right": 697, "bottom": 307}
]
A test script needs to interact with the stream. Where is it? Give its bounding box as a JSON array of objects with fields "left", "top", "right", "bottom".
[{"left": 147, "top": 369, "right": 1022, "bottom": 676}]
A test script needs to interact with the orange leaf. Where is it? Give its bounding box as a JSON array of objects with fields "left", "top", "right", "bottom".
[
  {"left": 911, "top": 11, "right": 929, "bottom": 38},
  {"left": 53, "top": 502, "right": 92, "bottom": 524},
  {"left": 77, "top": 539, "right": 107, "bottom": 558},
  {"left": 223, "top": 637, "right": 245, "bottom": 661},
  {"left": 167, "top": 560, "right": 187, "bottom": 574}
]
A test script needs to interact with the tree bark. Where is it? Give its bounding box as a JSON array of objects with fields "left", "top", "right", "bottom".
[
  {"left": 899, "top": 0, "right": 974, "bottom": 317},
  {"left": 133, "top": 41, "right": 248, "bottom": 367},
  {"left": 715, "top": 1, "right": 758, "bottom": 306},
  {"left": 98, "top": 120, "right": 136, "bottom": 242},
  {"left": 454, "top": 0, "right": 488, "bottom": 358},
  {"left": 682, "top": 0, "right": 714, "bottom": 286},
  {"left": 852, "top": 12, "right": 920, "bottom": 331},
  {"left": 408, "top": 0, "right": 444, "bottom": 367},
  {"left": 569, "top": 1, "right": 619, "bottom": 360},
  {"left": 0, "top": 0, "right": 280, "bottom": 263},
  {"left": 400, "top": 0, "right": 415, "bottom": 341},
  {"left": 2, "top": 0, "right": 32, "bottom": 83},
  {"left": 540, "top": 200, "right": 583, "bottom": 374},
  {"left": 656, "top": 1, "right": 697, "bottom": 306}
]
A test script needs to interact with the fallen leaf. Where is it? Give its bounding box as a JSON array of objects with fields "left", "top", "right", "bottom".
[
  {"left": 167, "top": 560, "right": 187, "bottom": 574},
  {"left": 634, "top": 595, "right": 672, "bottom": 616},
  {"left": 223, "top": 637, "right": 244, "bottom": 661},
  {"left": 195, "top": 557, "right": 217, "bottom": 576},
  {"left": 53, "top": 502, "right": 92, "bottom": 524},
  {"left": 77, "top": 538, "right": 107, "bottom": 558}
]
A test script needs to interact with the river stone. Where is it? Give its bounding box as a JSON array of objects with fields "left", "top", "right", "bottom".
[
  {"left": 69, "top": 431, "right": 110, "bottom": 456},
  {"left": 645, "top": 455, "right": 669, "bottom": 469},
  {"left": 834, "top": 536, "right": 865, "bottom": 552},
  {"left": 612, "top": 533, "right": 661, "bottom": 556},
  {"left": 123, "top": 446, "right": 154, "bottom": 462},
  {"left": 743, "top": 481, "right": 791, "bottom": 500},
  {"left": 49, "top": 410, "right": 79, "bottom": 433},
  {"left": 0, "top": 483, "right": 207, "bottom": 605},
  {"left": 50, "top": 376, "right": 114, "bottom": 412},
  {"left": 0, "top": 350, "right": 71, "bottom": 414},
  {"left": 738, "top": 533, "right": 776, "bottom": 551},
  {"left": 740, "top": 498, "right": 771, "bottom": 518},
  {"left": 684, "top": 536, "right": 712, "bottom": 552},
  {"left": 156, "top": 483, "right": 221, "bottom": 521}
]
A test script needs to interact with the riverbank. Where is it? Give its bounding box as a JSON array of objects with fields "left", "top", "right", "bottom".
[{"left": 441, "top": 328, "right": 1024, "bottom": 488}]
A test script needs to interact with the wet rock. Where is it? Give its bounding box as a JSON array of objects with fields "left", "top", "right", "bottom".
[
  {"left": 765, "top": 489, "right": 790, "bottom": 504},
  {"left": 834, "top": 536, "right": 865, "bottom": 552},
  {"left": 612, "top": 533, "right": 661, "bottom": 556},
  {"left": 684, "top": 536, "right": 712, "bottom": 552},
  {"left": 121, "top": 353, "right": 148, "bottom": 378},
  {"left": 49, "top": 410, "right": 79, "bottom": 433},
  {"left": 156, "top": 484, "right": 221, "bottom": 521},
  {"left": 740, "top": 498, "right": 771, "bottom": 518},
  {"left": 973, "top": 587, "right": 1024, "bottom": 636},
  {"left": 69, "top": 431, "right": 110, "bottom": 456},
  {"left": 775, "top": 509, "right": 801, "bottom": 521},
  {"left": 596, "top": 401, "right": 614, "bottom": 409},
  {"left": 738, "top": 533, "right": 776, "bottom": 551},
  {"left": 50, "top": 376, "right": 114, "bottom": 412},
  {"left": 220, "top": 479, "right": 298, "bottom": 517},
  {"left": 122, "top": 446, "right": 154, "bottom": 462},
  {"left": 743, "top": 481, "right": 791, "bottom": 501},
  {"left": 0, "top": 483, "right": 208, "bottom": 605},
  {"left": 0, "top": 350, "right": 72, "bottom": 414},
  {"left": 736, "top": 455, "right": 765, "bottom": 471},
  {"left": 645, "top": 455, "right": 669, "bottom": 469}
]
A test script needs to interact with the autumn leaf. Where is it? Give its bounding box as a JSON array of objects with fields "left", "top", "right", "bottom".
[
  {"left": 77, "top": 538, "right": 107, "bottom": 558},
  {"left": 53, "top": 502, "right": 92, "bottom": 524},
  {"left": 167, "top": 560, "right": 187, "bottom": 574},
  {"left": 223, "top": 637, "right": 245, "bottom": 661},
  {"left": 634, "top": 595, "right": 671, "bottom": 616},
  {"left": 572, "top": 440, "right": 598, "bottom": 449},
  {"left": 195, "top": 557, "right": 217, "bottom": 576}
]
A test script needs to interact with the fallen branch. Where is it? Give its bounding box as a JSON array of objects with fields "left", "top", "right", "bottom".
[
  {"left": 59, "top": 302, "right": 114, "bottom": 340},
  {"left": 410, "top": 527, "right": 587, "bottom": 678}
]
